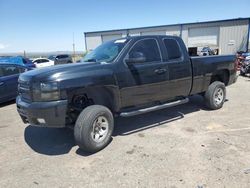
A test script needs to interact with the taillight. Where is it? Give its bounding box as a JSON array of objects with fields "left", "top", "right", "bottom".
[{"left": 234, "top": 58, "right": 240, "bottom": 71}]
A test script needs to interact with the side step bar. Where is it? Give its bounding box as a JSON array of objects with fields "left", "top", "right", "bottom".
[{"left": 120, "top": 98, "right": 189, "bottom": 117}]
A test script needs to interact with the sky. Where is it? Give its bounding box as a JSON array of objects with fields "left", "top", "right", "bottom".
[{"left": 0, "top": 0, "right": 249, "bottom": 53}]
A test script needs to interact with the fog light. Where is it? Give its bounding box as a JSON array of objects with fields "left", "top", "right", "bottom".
[{"left": 37, "top": 118, "right": 45, "bottom": 124}]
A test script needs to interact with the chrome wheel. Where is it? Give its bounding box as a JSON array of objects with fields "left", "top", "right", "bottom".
[
  {"left": 91, "top": 116, "right": 109, "bottom": 143},
  {"left": 214, "top": 88, "right": 224, "bottom": 105}
]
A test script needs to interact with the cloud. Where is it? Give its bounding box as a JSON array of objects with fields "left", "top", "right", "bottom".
[{"left": 0, "top": 43, "right": 10, "bottom": 49}]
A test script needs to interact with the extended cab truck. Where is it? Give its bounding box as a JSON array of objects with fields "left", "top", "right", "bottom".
[{"left": 16, "top": 36, "right": 237, "bottom": 152}]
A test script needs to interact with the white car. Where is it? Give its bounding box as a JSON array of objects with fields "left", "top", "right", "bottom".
[{"left": 32, "top": 58, "right": 54, "bottom": 68}]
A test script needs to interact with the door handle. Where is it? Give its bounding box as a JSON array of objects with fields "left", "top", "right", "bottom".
[
  {"left": 0, "top": 82, "right": 4, "bottom": 86},
  {"left": 154, "top": 68, "right": 167, "bottom": 75}
]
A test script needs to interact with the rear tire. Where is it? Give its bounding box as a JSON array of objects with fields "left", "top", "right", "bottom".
[
  {"left": 204, "top": 81, "right": 226, "bottom": 110},
  {"left": 74, "top": 105, "right": 114, "bottom": 153}
]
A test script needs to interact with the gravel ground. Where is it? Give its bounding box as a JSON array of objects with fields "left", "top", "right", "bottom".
[{"left": 0, "top": 76, "right": 250, "bottom": 188}]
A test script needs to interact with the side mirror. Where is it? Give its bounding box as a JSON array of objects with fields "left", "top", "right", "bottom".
[{"left": 125, "top": 52, "right": 146, "bottom": 64}]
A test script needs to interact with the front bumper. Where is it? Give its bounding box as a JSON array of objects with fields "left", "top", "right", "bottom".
[{"left": 16, "top": 96, "right": 68, "bottom": 128}]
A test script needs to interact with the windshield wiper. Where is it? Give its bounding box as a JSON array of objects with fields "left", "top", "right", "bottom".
[{"left": 84, "top": 58, "right": 97, "bottom": 62}]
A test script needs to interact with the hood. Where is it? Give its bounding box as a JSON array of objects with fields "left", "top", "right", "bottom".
[{"left": 19, "top": 62, "right": 111, "bottom": 83}]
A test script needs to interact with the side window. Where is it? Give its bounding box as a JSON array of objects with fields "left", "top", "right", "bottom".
[
  {"left": 129, "top": 39, "right": 161, "bottom": 63},
  {"left": 0, "top": 66, "right": 3, "bottom": 77},
  {"left": 34, "top": 60, "right": 40, "bottom": 64},
  {"left": 2, "top": 65, "right": 19, "bottom": 76},
  {"left": 41, "top": 59, "right": 49, "bottom": 63},
  {"left": 163, "top": 39, "right": 182, "bottom": 60}
]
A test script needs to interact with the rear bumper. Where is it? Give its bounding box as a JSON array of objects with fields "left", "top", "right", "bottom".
[
  {"left": 16, "top": 96, "right": 68, "bottom": 128},
  {"left": 228, "top": 72, "right": 238, "bottom": 85}
]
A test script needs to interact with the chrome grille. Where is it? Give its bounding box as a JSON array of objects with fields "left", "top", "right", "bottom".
[{"left": 18, "top": 79, "right": 32, "bottom": 102}]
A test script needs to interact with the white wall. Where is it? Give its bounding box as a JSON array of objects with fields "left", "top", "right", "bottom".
[
  {"left": 85, "top": 36, "right": 102, "bottom": 51},
  {"left": 219, "top": 20, "right": 249, "bottom": 54}
]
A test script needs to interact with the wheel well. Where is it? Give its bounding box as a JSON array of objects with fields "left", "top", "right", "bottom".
[
  {"left": 66, "top": 88, "right": 119, "bottom": 125},
  {"left": 210, "top": 70, "right": 229, "bottom": 86}
]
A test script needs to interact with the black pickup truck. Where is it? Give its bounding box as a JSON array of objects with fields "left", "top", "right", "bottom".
[{"left": 17, "top": 36, "right": 237, "bottom": 152}]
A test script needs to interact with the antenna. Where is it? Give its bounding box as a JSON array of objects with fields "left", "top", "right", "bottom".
[{"left": 73, "top": 32, "right": 76, "bottom": 62}]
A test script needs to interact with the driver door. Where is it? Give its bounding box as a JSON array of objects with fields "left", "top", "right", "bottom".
[{"left": 119, "top": 38, "right": 169, "bottom": 108}]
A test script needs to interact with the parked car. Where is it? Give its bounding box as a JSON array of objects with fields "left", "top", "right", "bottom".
[
  {"left": 48, "top": 54, "right": 72, "bottom": 65},
  {"left": 22, "top": 57, "right": 36, "bottom": 69},
  {"left": 0, "top": 63, "right": 30, "bottom": 103},
  {"left": 32, "top": 58, "right": 54, "bottom": 68},
  {"left": 199, "top": 47, "right": 215, "bottom": 56},
  {"left": 16, "top": 36, "right": 237, "bottom": 153},
  {"left": 0, "top": 56, "right": 35, "bottom": 69},
  {"left": 240, "top": 56, "right": 250, "bottom": 76}
]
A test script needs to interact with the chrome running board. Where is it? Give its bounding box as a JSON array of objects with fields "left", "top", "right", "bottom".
[{"left": 120, "top": 98, "right": 189, "bottom": 117}]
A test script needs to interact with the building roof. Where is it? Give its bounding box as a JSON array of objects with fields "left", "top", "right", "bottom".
[{"left": 84, "top": 17, "right": 250, "bottom": 35}]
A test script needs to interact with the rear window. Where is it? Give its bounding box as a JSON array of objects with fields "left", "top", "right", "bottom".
[{"left": 163, "top": 39, "right": 182, "bottom": 60}]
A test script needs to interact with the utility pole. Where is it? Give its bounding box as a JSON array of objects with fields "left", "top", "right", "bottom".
[{"left": 73, "top": 32, "right": 76, "bottom": 62}]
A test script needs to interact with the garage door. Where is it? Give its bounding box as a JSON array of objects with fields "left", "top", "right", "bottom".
[
  {"left": 188, "top": 27, "right": 219, "bottom": 47},
  {"left": 102, "top": 34, "right": 123, "bottom": 43},
  {"left": 141, "top": 30, "right": 166, "bottom": 36}
]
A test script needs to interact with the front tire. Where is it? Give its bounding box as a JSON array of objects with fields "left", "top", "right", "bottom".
[
  {"left": 74, "top": 105, "right": 114, "bottom": 153},
  {"left": 204, "top": 81, "right": 226, "bottom": 110}
]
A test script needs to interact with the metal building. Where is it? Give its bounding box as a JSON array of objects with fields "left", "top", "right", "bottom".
[{"left": 84, "top": 18, "right": 250, "bottom": 55}]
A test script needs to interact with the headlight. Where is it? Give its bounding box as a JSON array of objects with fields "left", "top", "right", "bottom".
[{"left": 33, "top": 82, "right": 60, "bottom": 101}]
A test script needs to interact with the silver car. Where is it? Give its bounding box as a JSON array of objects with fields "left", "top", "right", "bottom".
[{"left": 48, "top": 54, "right": 73, "bottom": 65}]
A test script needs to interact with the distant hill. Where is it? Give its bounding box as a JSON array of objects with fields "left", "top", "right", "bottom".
[{"left": 0, "top": 51, "right": 85, "bottom": 58}]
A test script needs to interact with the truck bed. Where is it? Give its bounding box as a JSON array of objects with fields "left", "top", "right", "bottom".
[{"left": 190, "top": 55, "right": 236, "bottom": 95}]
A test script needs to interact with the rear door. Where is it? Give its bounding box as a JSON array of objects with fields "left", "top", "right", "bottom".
[
  {"left": 161, "top": 37, "right": 192, "bottom": 98},
  {"left": 119, "top": 38, "right": 169, "bottom": 107},
  {"left": 55, "top": 55, "right": 62, "bottom": 64},
  {"left": 39, "top": 59, "right": 50, "bottom": 67},
  {"left": 0, "top": 65, "right": 22, "bottom": 101},
  {"left": 0, "top": 65, "right": 7, "bottom": 102}
]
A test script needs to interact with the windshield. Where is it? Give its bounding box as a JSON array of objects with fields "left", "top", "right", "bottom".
[
  {"left": 82, "top": 39, "right": 129, "bottom": 63},
  {"left": 48, "top": 55, "right": 56, "bottom": 61}
]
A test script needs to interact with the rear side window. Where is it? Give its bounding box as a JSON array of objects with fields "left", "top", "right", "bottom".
[
  {"left": 129, "top": 39, "right": 161, "bottom": 63},
  {"left": 163, "top": 39, "right": 182, "bottom": 60},
  {"left": 2, "top": 65, "right": 19, "bottom": 76}
]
